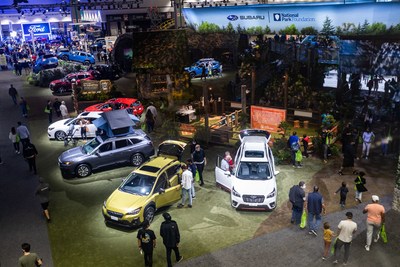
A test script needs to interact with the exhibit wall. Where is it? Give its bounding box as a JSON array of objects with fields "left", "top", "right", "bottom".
[{"left": 183, "top": 3, "right": 400, "bottom": 32}]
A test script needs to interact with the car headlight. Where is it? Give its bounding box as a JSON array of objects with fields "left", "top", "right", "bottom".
[
  {"left": 126, "top": 207, "right": 141, "bottom": 215},
  {"left": 62, "top": 161, "right": 73, "bottom": 165},
  {"left": 267, "top": 188, "right": 276, "bottom": 198},
  {"left": 103, "top": 200, "right": 107, "bottom": 209},
  {"left": 232, "top": 187, "right": 241, "bottom": 198},
  {"left": 48, "top": 127, "right": 54, "bottom": 131}
]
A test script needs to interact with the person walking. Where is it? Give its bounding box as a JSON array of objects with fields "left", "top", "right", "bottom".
[
  {"left": 354, "top": 171, "right": 367, "bottom": 203},
  {"left": 9, "top": 84, "right": 18, "bottom": 105},
  {"left": 178, "top": 164, "right": 193, "bottom": 208},
  {"left": 200, "top": 65, "right": 206, "bottom": 80},
  {"left": 334, "top": 181, "right": 349, "bottom": 208},
  {"left": 332, "top": 212, "right": 358, "bottom": 265},
  {"left": 19, "top": 97, "right": 28, "bottom": 118},
  {"left": 288, "top": 131, "right": 301, "bottom": 167},
  {"left": 8, "top": 126, "right": 20, "bottom": 154},
  {"left": 18, "top": 243, "right": 42, "bottom": 267},
  {"left": 137, "top": 220, "right": 156, "bottom": 267},
  {"left": 53, "top": 98, "right": 62, "bottom": 118},
  {"left": 45, "top": 100, "right": 53, "bottom": 124},
  {"left": 361, "top": 128, "right": 375, "bottom": 159},
  {"left": 160, "top": 212, "right": 183, "bottom": 267},
  {"left": 60, "top": 101, "right": 69, "bottom": 119},
  {"left": 23, "top": 141, "right": 38, "bottom": 175},
  {"left": 363, "top": 195, "right": 385, "bottom": 252},
  {"left": 289, "top": 181, "right": 306, "bottom": 225},
  {"left": 186, "top": 159, "right": 197, "bottom": 199},
  {"left": 35, "top": 177, "right": 51, "bottom": 222},
  {"left": 191, "top": 144, "right": 206, "bottom": 186},
  {"left": 307, "top": 185, "right": 326, "bottom": 236},
  {"left": 16, "top": 121, "right": 30, "bottom": 147},
  {"left": 322, "top": 222, "right": 335, "bottom": 260}
]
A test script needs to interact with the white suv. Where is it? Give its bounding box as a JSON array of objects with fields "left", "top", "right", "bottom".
[{"left": 215, "top": 129, "right": 278, "bottom": 210}]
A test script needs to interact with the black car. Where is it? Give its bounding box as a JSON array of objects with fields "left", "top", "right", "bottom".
[{"left": 92, "top": 64, "right": 121, "bottom": 81}]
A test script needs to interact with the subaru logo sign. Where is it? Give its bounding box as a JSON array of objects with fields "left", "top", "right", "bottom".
[
  {"left": 273, "top": 13, "right": 281, "bottom": 21},
  {"left": 227, "top": 15, "right": 239, "bottom": 21}
]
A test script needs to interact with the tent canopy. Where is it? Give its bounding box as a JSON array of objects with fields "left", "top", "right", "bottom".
[{"left": 93, "top": 110, "right": 139, "bottom": 137}]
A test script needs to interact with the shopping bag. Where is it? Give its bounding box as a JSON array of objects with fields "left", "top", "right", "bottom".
[
  {"left": 295, "top": 150, "right": 303, "bottom": 162},
  {"left": 194, "top": 170, "right": 200, "bottom": 183},
  {"left": 380, "top": 223, "right": 388, "bottom": 243},
  {"left": 331, "top": 238, "right": 337, "bottom": 255},
  {"left": 300, "top": 210, "right": 307, "bottom": 229}
]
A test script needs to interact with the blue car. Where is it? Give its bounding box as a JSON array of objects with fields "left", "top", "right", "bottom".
[
  {"left": 184, "top": 58, "right": 221, "bottom": 78},
  {"left": 57, "top": 50, "right": 95, "bottom": 65},
  {"left": 33, "top": 54, "right": 59, "bottom": 73}
]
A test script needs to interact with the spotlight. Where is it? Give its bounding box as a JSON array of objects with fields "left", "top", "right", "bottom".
[
  {"left": 189, "top": 3, "right": 192, "bottom": 8},
  {"left": 43, "top": 10, "right": 47, "bottom": 14},
  {"left": 21, "top": 11, "right": 25, "bottom": 15},
  {"left": 137, "top": 3, "right": 140, "bottom": 8},
  {"left": 32, "top": 10, "right": 36, "bottom": 15}
]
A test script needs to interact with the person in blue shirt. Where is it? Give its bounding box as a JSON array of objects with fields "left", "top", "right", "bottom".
[
  {"left": 288, "top": 131, "right": 301, "bottom": 167},
  {"left": 307, "top": 185, "right": 326, "bottom": 236}
]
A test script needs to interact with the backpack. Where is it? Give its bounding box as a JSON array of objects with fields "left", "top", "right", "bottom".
[
  {"left": 289, "top": 185, "right": 297, "bottom": 204},
  {"left": 290, "top": 142, "right": 300, "bottom": 151}
]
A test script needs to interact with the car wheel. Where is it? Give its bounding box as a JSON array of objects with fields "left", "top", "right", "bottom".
[
  {"left": 76, "top": 164, "right": 92, "bottom": 178},
  {"left": 84, "top": 60, "right": 90, "bottom": 65},
  {"left": 131, "top": 153, "right": 144, "bottom": 167},
  {"left": 144, "top": 206, "right": 155, "bottom": 223},
  {"left": 190, "top": 72, "right": 196, "bottom": 78},
  {"left": 57, "top": 87, "right": 66, "bottom": 94},
  {"left": 62, "top": 55, "right": 68, "bottom": 61},
  {"left": 55, "top": 131, "right": 66, "bottom": 141}
]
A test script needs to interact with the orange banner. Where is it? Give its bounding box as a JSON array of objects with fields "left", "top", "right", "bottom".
[{"left": 251, "top": 106, "right": 286, "bottom": 133}]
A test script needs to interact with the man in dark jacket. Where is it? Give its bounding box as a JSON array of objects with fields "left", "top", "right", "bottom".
[
  {"left": 35, "top": 177, "right": 51, "bottom": 222},
  {"left": 160, "top": 213, "right": 183, "bottom": 267},
  {"left": 289, "top": 181, "right": 306, "bottom": 225},
  {"left": 23, "top": 141, "right": 38, "bottom": 175}
]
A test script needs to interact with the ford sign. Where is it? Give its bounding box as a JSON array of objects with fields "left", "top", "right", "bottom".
[
  {"left": 22, "top": 23, "right": 51, "bottom": 35},
  {"left": 227, "top": 15, "right": 238, "bottom": 21}
]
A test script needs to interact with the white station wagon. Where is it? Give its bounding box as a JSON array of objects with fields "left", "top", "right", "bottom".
[{"left": 215, "top": 129, "right": 278, "bottom": 210}]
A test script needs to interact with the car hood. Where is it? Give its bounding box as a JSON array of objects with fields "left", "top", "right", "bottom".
[
  {"left": 232, "top": 177, "right": 276, "bottom": 196},
  {"left": 59, "top": 146, "right": 85, "bottom": 162},
  {"left": 48, "top": 119, "right": 70, "bottom": 129},
  {"left": 51, "top": 78, "right": 67, "bottom": 84},
  {"left": 84, "top": 103, "right": 103, "bottom": 111},
  {"left": 106, "top": 189, "right": 146, "bottom": 213}
]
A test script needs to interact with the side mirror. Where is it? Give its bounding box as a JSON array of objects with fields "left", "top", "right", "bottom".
[
  {"left": 274, "top": 170, "right": 280, "bottom": 176},
  {"left": 159, "top": 188, "right": 165, "bottom": 194}
]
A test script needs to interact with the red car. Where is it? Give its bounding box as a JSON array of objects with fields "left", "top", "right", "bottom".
[
  {"left": 84, "top": 98, "right": 144, "bottom": 115},
  {"left": 49, "top": 71, "right": 95, "bottom": 94}
]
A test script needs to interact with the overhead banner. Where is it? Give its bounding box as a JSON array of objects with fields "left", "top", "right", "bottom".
[
  {"left": 183, "top": 3, "right": 400, "bottom": 32},
  {"left": 22, "top": 23, "right": 51, "bottom": 35},
  {"left": 251, "top": 106, "right": 286, "bottom": 133}
]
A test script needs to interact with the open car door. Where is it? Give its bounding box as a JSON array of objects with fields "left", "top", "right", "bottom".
[{"left": 215, "top": 155, "right": 232, "bottom": 192}]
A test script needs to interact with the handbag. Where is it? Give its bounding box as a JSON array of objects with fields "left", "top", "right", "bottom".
[
  {"left": 194, "top": 170, "right": 200, "bottom": 183},
  {"left": 380, "top": 223, "right": 388, "bottom": 243},
  {"left": 295, "top": 150, "right": 303, "bottom": 162},
  {"left": 300, "top": 210, "right": 307, "bottom": 229},
  {"left": 331, "top": 238, "right": 337, "bottom": 255}
]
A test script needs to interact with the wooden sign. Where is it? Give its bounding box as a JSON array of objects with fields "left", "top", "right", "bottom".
[{"left": 251, "top": 106, "right": 286, "bottom": 133}]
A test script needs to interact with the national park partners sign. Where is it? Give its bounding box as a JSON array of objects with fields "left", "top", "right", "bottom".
[{"left": 22, "top": 23, "right": 51, "bottom": 36}]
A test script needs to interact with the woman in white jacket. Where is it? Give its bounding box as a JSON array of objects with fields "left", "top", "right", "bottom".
[{"left": 9, "top": 126, "right": 20, "bottom": 154}]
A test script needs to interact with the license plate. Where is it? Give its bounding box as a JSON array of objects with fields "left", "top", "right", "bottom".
[
  {"left": 111, "top": 216, "right": 118, "bottom": 221},
  {"left": 248, "top": 203, "right": 258, "bottom": 206}
]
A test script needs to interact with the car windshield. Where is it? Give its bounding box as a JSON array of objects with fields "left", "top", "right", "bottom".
[
  {"left": 236, "top": 162, "right": 271, "bottom": 180},
  {"left": 63, "top": 118, "right": 74, "bottom": 125},
  {"left": 82, "top": 137, "right": 101, "bottom": 154},
  {"left": 120, "top": 172, "right": 156, "bottom": 196}
]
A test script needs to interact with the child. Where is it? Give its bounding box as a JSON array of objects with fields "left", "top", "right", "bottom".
[
  {"left": 302, "top": 134, "right": 310, "bottom": 158},
  {"left": 322, "top": 222, "right": 335, "bottom": 260},
  {"left": 354, "top": 171, "right": 367, "bottom": 203},
  {"left": 334, "top": 182, "right": 349, "bottom": 208}
]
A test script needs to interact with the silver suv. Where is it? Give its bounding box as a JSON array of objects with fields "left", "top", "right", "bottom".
[{"left": 58, "top": 131, "right": 154, "bottom": 178}]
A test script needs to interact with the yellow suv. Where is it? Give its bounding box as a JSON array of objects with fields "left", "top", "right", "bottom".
[{"left": 102, "top": 140, "right": 186, "bottom": 227}]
